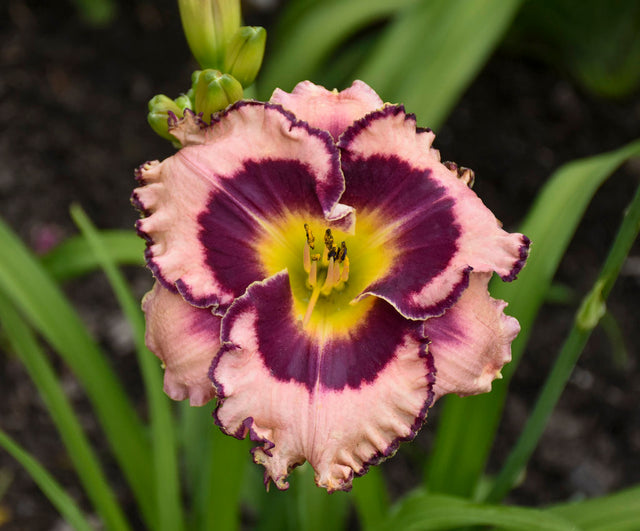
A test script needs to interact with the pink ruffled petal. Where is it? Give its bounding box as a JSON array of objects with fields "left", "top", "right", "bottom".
[
  {"left": 339, "top": 105, "right": 530, "bottom": 319},
  {"left": 270, "top": 80, "right": 384, "bottom": 141},
  {"left": 424, "top": 272, "right": 520, "bottom": 402},
  {"left": 210, "top": 272, "right": 434, "bottom": 492},
  {"left": 142, "top": 282, "right": 220, "bottom": 406},
  {"left": 132, "top": 102, "right": 351, "bottom": 311}
]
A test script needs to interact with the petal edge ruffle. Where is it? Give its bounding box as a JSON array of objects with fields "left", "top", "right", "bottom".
[
  {"left": 142, "top": 282, "right": 220, "bottom": 406},
  {"left": 270, "top": 80, "right": 384, "bottom": 141},
  {"left": 339, "top": 105, "right": 529, "bottom": 319},
  {"left": 424, "top": 272, "right": 519, "bottom": 402},
  {"left": 210, "top": 271, "right": 435, "bottom": 491},
  {"left": 133, "top": 101, "right": 352, "bottom": 311}
]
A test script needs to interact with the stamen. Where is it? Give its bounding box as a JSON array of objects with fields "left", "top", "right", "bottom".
[
  {"left": 341, "top": 256, "right": 350, "bottom": 282},
  {"left": 303, "top": 284, "right": 321, "bottom": 328},
  {"left": 303, "top": 242, "right": 311, "bottom": 273},
  {"left": 300, "top": 226, "right": 351, "bottom": 325},
  {"left": 324, "top": 228, "right": 334, "bottom": 249},
  {"left": 321, "top": 258, "right": 336, "bottom": 295},
  {"left": 308, "top": 257, "right": 318, "bottom": 286},
  {"left": 337, "top": 241, "right": 347, "bottom": 262},
  {"left": 304, "top": 223, "right": 315, "bottom": 249},
  {"left": 323, "top": 229, "right": 334, "bottom": 263}
]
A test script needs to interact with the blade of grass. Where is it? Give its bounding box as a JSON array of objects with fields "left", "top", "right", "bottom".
[
  {"left": 294, "top": 463, "right": 349, "bottom": 531},
  {"left": 550, "top": 484, "right": 640, "bottom": 531},
  {"left": 0, "top": 294, "right": 131, "bottom": 530},
  {"left": 377, "top": 490, "right": 576, "bottom": 531},
  {"left": 485, "top": 180, "right": 640, "bottom": 502},
  {"left": 0, "top": 427, "right": 95, "bottom": 531},
  {"left": 426, "top": 139, "right": 640, "bottom": 497},
  {"left": 598, "top": 310, "right": 629, "bottom": 368},
  {"left": 354, "top": 0, "right": 522, "bottom": 130},
  {"left": 0, "top": 217, "right": 155, "bottom": 526},
  {"left": 180, "top": 403, "right": 248, "bottom": 531},
  {"left": 70, "top": 205, "right": 185, "bottom": 531},
  {"left": 258, "top": 0, "right": 418, "bottom": 97},
  {"left": 40, "top": 230, "right": 144, "bottom": 282},
  {"left": 352, "top": 467, "right": 390, "bottom": 531}
]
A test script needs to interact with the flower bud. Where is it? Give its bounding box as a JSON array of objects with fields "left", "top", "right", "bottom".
[
  {"left": 174, "top": 94, "right": 193, "bottom": 114},
  {"left": 147, "top": 94, "right": 183, "bottom": 142},
  {"left": 224, "top": 26, "right": 267, "bottom": 87},
  {"left": 178, "top": 0, "right": 241, "bottom": 70},
  {"left": 194, "top": 69, "right": 244, "bottom": 122}
]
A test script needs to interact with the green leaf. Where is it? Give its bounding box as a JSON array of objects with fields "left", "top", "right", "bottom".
[
  {"left": 487, "top": 176, "right": 640, "bottom": 501},
  {"left": 426, "top": 139, "right": 640, "bottom": 497},
  {"left": 352, "top": 467, "right": 390, "bottom": 531},
  {"left": 354, "top": 0, "right": 522, "bottom": 130},
  {"left": 0, "top": 428, "right": 95, "bottom": 531},
  {"left": 509, "top": 0, "right": 640, "bottom": 99},
  {"left": 377, "top": 491, "right": 577, "bottom": 531},
  {"left": 550, "top": 485, "right": 640, "bottom": 531},
  {"left": 258, "top": 0, "right": 417, "bottom": 97},
  {"left": 40, "top": 230, "right": 144, "bottom": 282},
  {"left": 70, "top": 205, "right": 185, "bottom": 531},
  {"left": 487, "top": 178, "right": 640, "bottom": 502},
  {"left": 294, "top": 464, "right": 350, "bottom": 531},
  {"left": 0, "top": 217, "right": 155, "bottom": 527},
  {"left": 180, "top": 403, "right": 248, "bottom": 531},
  {"left": 0, "top": 294, "right": 131, "bottom": 529},
  {"left": 598, "top": 310, "right": 629, "bottom": 368}
]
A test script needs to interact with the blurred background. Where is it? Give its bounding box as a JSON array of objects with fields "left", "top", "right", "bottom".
[{"left": 1, "top": 0, "right": 639, "bottom": 528}]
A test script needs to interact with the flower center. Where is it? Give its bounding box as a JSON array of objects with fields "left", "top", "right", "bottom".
[
  {"left": 301, "top": 225, "right": 350, "bottom": 328},
  {"left": 256, "top": 212, "right": 394, "bottom": 338}
]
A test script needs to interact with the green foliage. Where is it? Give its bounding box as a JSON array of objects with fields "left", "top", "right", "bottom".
[
  {"left": 261, "top": 0, "right": 521, "bottom": 130},
  {"left": 426, "top": 139, "right": 640, "bottom": 498},
  {"left": 1, "top": 1, "right": 640, "bottom": 530},
  {"left": 508, "top": 0, "right": 640, "bottom": 99}
]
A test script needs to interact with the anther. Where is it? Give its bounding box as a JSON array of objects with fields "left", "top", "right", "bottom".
[
  {"left": 337, "top": 241, "right": 347, "bottom": 262},
  {"left": 304, "top": 223, "right": 315, "bottom": 248},
  {"left": 324, "top": 229, "right": 334, "bottom": 249}
]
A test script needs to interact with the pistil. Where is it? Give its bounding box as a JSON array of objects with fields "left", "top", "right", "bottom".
[{"left": 301, "top": 224, "right": 349, "bottom": 327}]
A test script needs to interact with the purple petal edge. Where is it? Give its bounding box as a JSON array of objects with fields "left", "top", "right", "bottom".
[
  {"left": 338, "top": 104, "right": 415, "bottom": 151},
  {"left": 501, "top": 235, "right": 531, "bottom": 282},
  {"left": 213, "top": 100, "right": 344, "bottom": 220},
  {"left": 352, "top": 349, "right": 436, "bottom": 484},
  {"left": 209, "top": 301, "right": 437, "bottom": 491}
]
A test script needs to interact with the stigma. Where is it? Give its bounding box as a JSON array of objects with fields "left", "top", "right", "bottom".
[{"left": 302, "top": 225, "right": 350, "bottom": 327}]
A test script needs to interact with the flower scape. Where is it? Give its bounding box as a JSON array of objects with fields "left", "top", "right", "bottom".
[{"left": 132, "top": 80, "right": 530, "bottom": 492}]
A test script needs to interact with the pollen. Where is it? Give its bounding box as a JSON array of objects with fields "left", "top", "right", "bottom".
[{"left": 302, "top": 224, "right": 349, "bottom": 327}]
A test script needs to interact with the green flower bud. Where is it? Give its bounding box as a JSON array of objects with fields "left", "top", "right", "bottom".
[
  {"left": 224, "top": 26, "right": 267, "bottom": 87},
  {"left": 178, "top": 0, "right": 241, "bottom": 70},
  {"left": 174, "top": 94, "right": 193, "bottom": 113},
  {"left": 147, "top": 94, "right": 182, "bottom": 141},
  {"left": 194, "top": 69, "right": 244, "bottom": 122}
]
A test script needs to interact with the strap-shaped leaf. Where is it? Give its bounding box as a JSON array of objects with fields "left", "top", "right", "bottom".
[
  {"left": 550, "top": 485, "right": 640, "bottom": 531},
  {"left": 0, "top": 294, "right": 130, "bottom": 530},
  {"left": 71, "top": 205, "right": 185, "bottom": 531},
  {"left": 355, "top": 0, "right": 523, "bottom": 129},
  {"left": 377, "top": 491, "right": 576, "bottom": 531},
  {"left": 41, "top": 230, "right": 144, "bottom": 282},
  {"left": 426, "top": 139, "right": 640, "bottom": 496},
  {"left": 259, "top": 0, "right": 417, "bottom": 96},
  {"left": 0, "top": 217, "right": 155, "bottom": 526},
  {"left": 0, "top": 427, "right": 94, "bottom": 531}
]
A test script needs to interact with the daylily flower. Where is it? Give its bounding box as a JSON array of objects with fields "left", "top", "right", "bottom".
[{"left": 132, "top": 80, "right": 529, "bottom": 492}]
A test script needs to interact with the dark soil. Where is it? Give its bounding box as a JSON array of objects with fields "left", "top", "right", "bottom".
[{"left": 1, "top": 1, "right": 639, "bottom": 529}]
